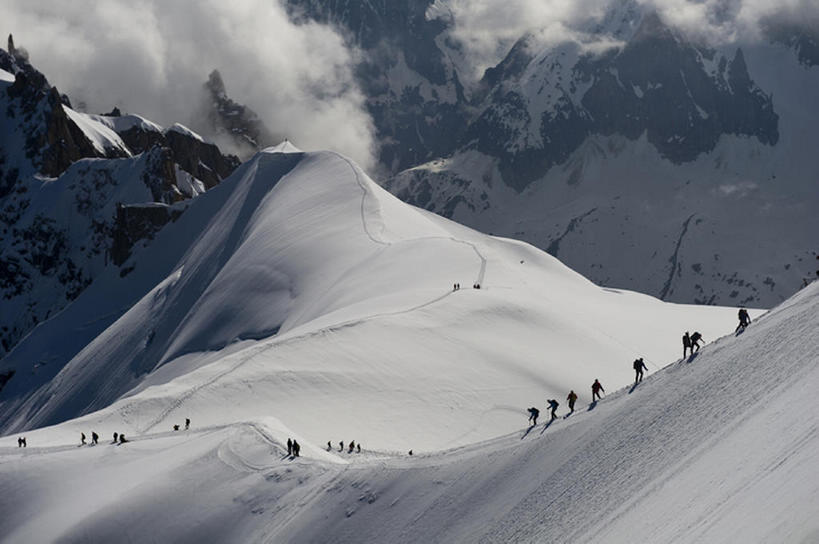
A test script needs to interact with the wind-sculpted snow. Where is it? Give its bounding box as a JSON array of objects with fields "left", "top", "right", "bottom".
[
  {"left": 1, "top": 145, "right": 743, "bottom": 448},
  {"left": 0, "top": 279, "right": 815, "bottom": 543}
]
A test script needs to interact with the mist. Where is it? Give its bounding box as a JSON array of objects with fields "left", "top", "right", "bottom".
[
  {"left": 436, "top": 0, "right": 819, "bottom": 82},
  {"left": 1, "top": 0, "right": 376, "bottom": 170}
]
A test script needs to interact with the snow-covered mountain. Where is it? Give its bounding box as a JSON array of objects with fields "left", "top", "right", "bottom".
[
  {"left": 0, "top": 168, "right": 815, "bottom": 540},
  {"left": 0, "top": 142, "right": 742, "bottom": 438},
  {"left": 0, "top": 39, "right": 240, "bottom": 357},
  {"left": 0, "top": 12, "right": 816, "bottom": 540},
  {"left": 283, "top": 1, "right": 818, "bottom": 307}
]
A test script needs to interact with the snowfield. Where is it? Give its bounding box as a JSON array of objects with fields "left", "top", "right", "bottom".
[{"left": 1, "top": 146, "right": 811, "bottom": 543}]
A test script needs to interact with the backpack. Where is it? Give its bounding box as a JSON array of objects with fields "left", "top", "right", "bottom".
[{"left": 691, "top": 332, "right": 701, "bottom": 342}]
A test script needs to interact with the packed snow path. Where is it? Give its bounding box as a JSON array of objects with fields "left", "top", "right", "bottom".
[
  {"left": 1, "top": 283, "right": 816, "bottom": 543},
  {"left": 133, "top": 153, "right": 491, "bottom": 434}
]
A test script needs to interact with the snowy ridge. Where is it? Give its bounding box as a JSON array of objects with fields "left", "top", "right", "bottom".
[
  {"left": 0, "top": 279, "right": 815, "bottom": 542},
  {"left": 0, "top": 146, "right": 746, "bottom": 457},
  {"left": 87, "top": 113, "right": 163, "bottom": 135},
  {"left": 63, "top": 107, "right": 132, "bottom": 156},
  {"left": 166, "top": 122, "right": 206, "bottom": 143}
]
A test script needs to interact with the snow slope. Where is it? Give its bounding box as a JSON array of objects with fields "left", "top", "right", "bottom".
[
  {"left": 0, "top": 277, "right": 815, "bottom": 543},
  {"left": 0, "top": 146, "right": 743, "bottom": 448}
]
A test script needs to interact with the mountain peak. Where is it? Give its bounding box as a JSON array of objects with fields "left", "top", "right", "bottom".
[{"left": 631, "top": 10, "right": 676, "bottom": 44}]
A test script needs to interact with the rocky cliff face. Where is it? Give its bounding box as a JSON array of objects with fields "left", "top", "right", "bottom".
[
  {"left": 0, "top": 38, "right": 239, "bottom": 357},
  {"left": 0, "top": 37, "right": 127, "bottom": 182},
  {"left": 466, "top": 13, "right": 779, "bottom": 190},
  {"left": 197, "top": 69, "right": 274, "bottom": 158}
]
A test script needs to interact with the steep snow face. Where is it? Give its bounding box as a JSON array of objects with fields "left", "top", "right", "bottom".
[
  {"left": 1, "top": 148, "right": 744, "bottom": 450},
  {"left": 0, "top": 271, "right": 815, "bottom": 544},
  {"left": 166, "top": 123, "right": 206, "bottom": 143},
  {"left": 62, "top": 107, "right": 132, "bottom": 156},
  {"left": 87, "top": 113, "right": 163, "bottom": 135}
]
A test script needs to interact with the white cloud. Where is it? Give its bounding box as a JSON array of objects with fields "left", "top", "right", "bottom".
[
  {"left": 1, "top": 0, "right": 376, "bottom": 170},
  {"left": 435, "top": 0, "right": 819, "bottom": 82}
]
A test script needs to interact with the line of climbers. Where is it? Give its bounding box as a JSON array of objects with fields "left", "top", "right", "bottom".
[
  {"left": 452, "top": 282, "right": 481, "bottom": 291},
  {"left": 528, "top": 377, "right": 608, "bottom": 426},
  {"left": 16, "top": 418, "right": 192, "bottom": 449},
  {"left": 527, "top": 313, "right": 752, "bottom": 427},
  {"left": 326, "top": 440, "right": 362, "bottom": 454},
  {"left": 287, "top": 438, "right": 301, "bottom": 457}
]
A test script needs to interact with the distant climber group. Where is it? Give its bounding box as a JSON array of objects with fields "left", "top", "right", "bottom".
[
  {"left": 80, "top": 431, "right": 99, "bottom": 445},
  {"left": 526, "top": 311, "right": 753, "bottom": 429},
  {"left": 14, "top": 418, "right": 194, "bottom": 450},
  {"left": 172, "top": 418, "right": 191, "bottom": 432},
  {"left": 327, "top": 440, "right": 362, "bottom": 454},
  {"left": 527, "top": 378, "right": 607, "bottom": 427},
  {"left": 682, "top": 331, "right": 703, "bottom": 358},
  {"left": 452, "top": 282, "right": 480, "bottom": 291},
  {"left": 287, "top": 438, "right": 301, "bottom": 457}
]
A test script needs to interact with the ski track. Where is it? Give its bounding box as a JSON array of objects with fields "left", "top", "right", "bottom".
[{"left": 135, "top": 152, "right": 490, "bottom": 434}]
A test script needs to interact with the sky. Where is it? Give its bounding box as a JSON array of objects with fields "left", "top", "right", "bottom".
[{"left": 2, "top": 0, "right": 817, "bottom": 169}]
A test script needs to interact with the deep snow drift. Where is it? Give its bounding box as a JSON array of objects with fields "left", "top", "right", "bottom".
[{"left": 0, "top": 278, "right": 815, "bottom": 543}]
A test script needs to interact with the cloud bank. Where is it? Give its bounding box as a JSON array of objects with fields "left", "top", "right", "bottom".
[
  {"left": 1, "top": 0, "right": 376, "bottom": 170},
  {"left": 437, "top": 0, "right": 819, "bottom": 80}
]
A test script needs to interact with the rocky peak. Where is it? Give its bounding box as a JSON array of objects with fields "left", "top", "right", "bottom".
[
  {"left": 478, "top": 35, "right": 535, "bottom": 99},
  {"left": 630, "top": 11, "right": 677, "bottom": 44},
  {"left": 198, "top": 69, "right": 273, "bottom": 157},
  {"left": 206, "top": 69, "right": 227, "bottom": 100},
  {"left": 164, "top": 125, "right": 240, "bottom": 189},
  {"left": 2, "top": 40, "right": 127, "bottom": 178},
  {"left": 0, "top": 42, "right": 241, "bottom": 359},
  {"left": 463, "top": 12, "right": 779, "bottom": 190}
]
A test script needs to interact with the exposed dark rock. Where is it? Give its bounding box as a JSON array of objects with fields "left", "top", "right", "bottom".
[
  {"left": 164, "top": 129, "right": 240, "bottom": 189},
  {"left": 0, "top": 41, "right": 241, "bottom": 358},
  {"left": 0, "top": 369, "right": 14, "bottom": 394},
  {"left": 110, "top": 202, "right": 184, "bottom": 266},
  {"left": 200, "top": 69, "right": 273, "bottom": 155},
  {"left": 3, "top": 43, "right": 125, "bottom": 178},
  {"left": 140, "top": 145, "right": 182, "bottom": 203},
  {"left": 117, "top": 125, "right": 165, "bottom": 155},
  {"left": 476, "top": 35, "right": 535, "bottom": 101},
  {"left": 466, "top": 12, "right": 779, "bottom": 190}
]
